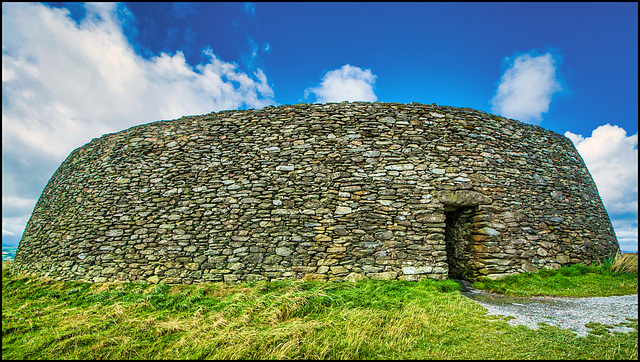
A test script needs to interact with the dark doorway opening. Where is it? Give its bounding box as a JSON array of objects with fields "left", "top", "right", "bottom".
[{"left": 444, "top": 206, "right": 476, "bottom": 280}]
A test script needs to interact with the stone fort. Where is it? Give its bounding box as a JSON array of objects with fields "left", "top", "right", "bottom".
[{"left": 12, "top": 101, "right": 620, "bottom": 284}]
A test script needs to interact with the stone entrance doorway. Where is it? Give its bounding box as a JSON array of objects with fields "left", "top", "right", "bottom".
[
  {"left": 434, "top": 190, "right": 493, "bottom": 281},
  {"left": 444, "top": 206, "right": 477, "bottom": 280}
]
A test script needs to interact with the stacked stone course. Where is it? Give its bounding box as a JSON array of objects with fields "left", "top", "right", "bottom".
[{"left": 12, "top": 101, "right": 619, "bottom": 284}]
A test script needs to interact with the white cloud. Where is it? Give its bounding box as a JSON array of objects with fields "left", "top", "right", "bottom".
[
  {"left": 305, "top": 64, "right": 377, "bottom": 103},
  {"left": 1, "top": 2, "right": 275, "bottom": 241},
  {"left": 565, "top": 124, "right": 638, "bottom": 214},
  {"left": 2, "top": 215, "right": 31, "bottom": 237},
  {"left": 1, "top": 196, "right": 37, "bottom": 219},
  {"left": 490, "top": 52, "right": 562, "bottom": 124},
  {"left": 565, "top": 124, "right": 638, "bottom": 252},
  {"left": 2, "top": 195, "right": 34, "bottom": 238}
]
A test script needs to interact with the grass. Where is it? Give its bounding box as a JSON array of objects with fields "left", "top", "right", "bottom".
[
  {"left": 2, "top": 258, "right": 637, "bottom": 360},
  {"left": 610, "top": 251, "right": 638, "bottom": 274},
  {"left": 473, "top": 252, "right": 638, "bottom": 297}
]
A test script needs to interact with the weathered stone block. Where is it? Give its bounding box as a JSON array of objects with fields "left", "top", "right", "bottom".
[
  {"left": 345, "top": 272, "right": 367, "bottom": 282},
  {"left": 275, "top": 247, "right": 293, "bottom": 257},
  {"left": 303, "top": 273, "right": 327, "bottom": 281},
  {"left": 368, "top": 271, "right": 398, "bottom": 280},
  {"left": 402, "top": 266, "right": 433, "bottom": 275},
  {"left": 433, "top": 190, "right": 492, "bottom": 207},
  {"left": 335, "top": 206, "right": 352, "bottom": 215}
]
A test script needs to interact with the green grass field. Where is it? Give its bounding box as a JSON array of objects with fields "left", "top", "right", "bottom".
[
  {"left": 473, "top": 252, "right": 638, "bottom": 297},
  {"left": 2, "top": 254, "right": 637, "bottom": 360}
]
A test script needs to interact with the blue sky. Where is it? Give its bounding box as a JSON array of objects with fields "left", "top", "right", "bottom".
[{"left": 2, "top": 2, "right": 638, "bottom": 251}]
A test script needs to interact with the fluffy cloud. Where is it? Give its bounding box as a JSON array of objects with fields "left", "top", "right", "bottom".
[
  {"left": 305, "top": 64, "right": 377, "bottom": 103},
  {"left": 1, "top": 197, "right": 34, "bottom": 237},
  {"left": 565, "top": 124, "right": 638, "bottom": 252},
  {"left": 1, "top": 2, "right": 275, "bottom": 242},
  {"left": 490, "top": 52, "right": 562, "bottom": 124},
  {"left": 565, "top": 124, "right": 638, "bottom": 214}
]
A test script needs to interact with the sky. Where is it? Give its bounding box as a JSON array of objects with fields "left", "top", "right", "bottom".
[{"left": 2, "top": 2, "right": 638, "bottom": 252}]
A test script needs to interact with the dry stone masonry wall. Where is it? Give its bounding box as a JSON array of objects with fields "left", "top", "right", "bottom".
[{"left": 12, "top": 102, "right": 620, "bottom": 284}]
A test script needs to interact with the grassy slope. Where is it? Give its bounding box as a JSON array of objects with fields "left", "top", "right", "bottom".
[{"left": 2, "top": 259, "right": 637, "bottom": 360}]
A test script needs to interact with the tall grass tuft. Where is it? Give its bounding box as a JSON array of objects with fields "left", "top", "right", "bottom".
[{"left": 608, "top": 252, "right": 638, "bottom": 274}]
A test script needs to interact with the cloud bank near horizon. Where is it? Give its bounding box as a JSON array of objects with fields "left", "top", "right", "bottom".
[{"left": 566, "top": 124, "right": 638, "bottom": 251}]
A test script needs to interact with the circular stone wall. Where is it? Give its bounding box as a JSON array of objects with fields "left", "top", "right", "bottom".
[{"left": 12, "top": 102, "right": 620, "bottom": 284}]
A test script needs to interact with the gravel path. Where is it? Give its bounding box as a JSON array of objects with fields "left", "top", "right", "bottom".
[{"left": 462, "top": 288, "right": 638, "bottom": 337}]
